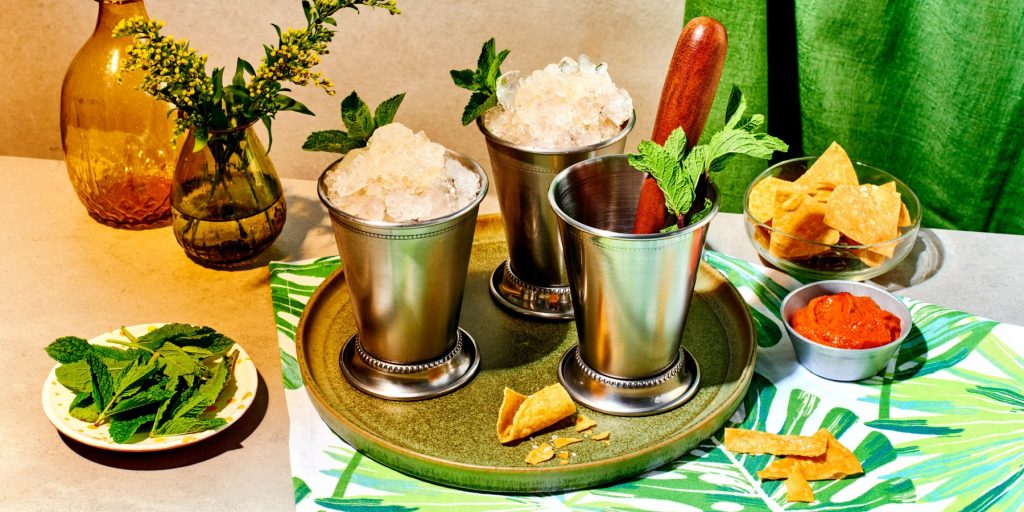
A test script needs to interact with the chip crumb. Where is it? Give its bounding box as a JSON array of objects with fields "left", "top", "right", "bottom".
[
  {"left": 554, "top": 437, "right": 583, "bottom": 449},
  {"left": 559, "top": 459, "right": 569, "bottom": 465},
  {"left": 575, "top": 414, "right": 597, "bottom": 432},
  {"left": 592, "top": 431, "right": 610, "bottom": 441},
  {"left": 557, "top": 451, "right": 569, "bottom": 459},
  {"left": 603, "top": 440, "right": 611, "bottom": 446},
  {"left": 525, "top": 442, "right": 555, "bottom": 465}
]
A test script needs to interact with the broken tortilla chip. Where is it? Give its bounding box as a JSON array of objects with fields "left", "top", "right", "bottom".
[
  {"left": 592, "top": 431, "right": 610, "bottom": 441},
  {"left": 724, "top": 428, "right": 827, "bottom": 457},
  {"left": 880, "top": 181, "right": 913, "bottom": 227},
  {"left": 554, "top": 437, "right": 582, "bottom": 449},
  {"left": 747, "top": 176, "right": 792, "bottom": 223},
  {"left": 824, "top": 184, "right": 902, "bottom": 249},
  {"left": 795, "top": 142, "right": 859, "bottom": 195},
  {"left": 496, "top": 384, "right": 576, "bottom": 443},
  {"left": 525, "top": 443, "right": 555, "bottom": 465},
  {"left": 574, "top": 414, "right": 597, "bottom": 432},
  {"left": 769, "top": 188, "right": 840, "bottom": 259},
  {"left": 757, "top": 430, "right": 864, "bottom": 481},
  {"left": 785, "top": 468, "right": 815, "bottom": 503}
]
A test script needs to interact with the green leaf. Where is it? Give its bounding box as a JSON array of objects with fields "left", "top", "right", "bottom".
[
  {"left": 340, "top": 91, "right": 375, "bottom": 140},
  {"left": 86, "top": 353, "right": 114, "bottom": 413},
  {"left": 231, "top": 58, "right": 248, "bottom": 87},
  {"left": 461, "top": 92, "right": 497, "bottom": 126},
  {"left": 109, "top": 385, "right": 176, "bottom": 416},
  {"left": 449, "top": 69, "right": 478, "bottom": 91},
  {"left": 109, "top": 413, "right": 156, "bottom": 444},
  {"left": 69, "top": 398, "right": 100, "bottom": 423},
  {"left": 275, "top": 95, "right": 314, "bottom": 116},
  {"left": 45, "top": 336, "right": 91, "bottom": 363},
  {"left": 293, "top": 476, "right": 312, "bottom": 504},
  {"left": 157, "top": 342, "right": 203, "bottom": 383},
  {"left": 169, "top": 353, "right": 233, "bottom": 420},
  {"left": 55, "top": 360, "right": 92, "bottom": 393},
  {"left": 373, "top": 92, "right": 405, "bottom": 127},
  {"left": 113, "top": 357, "right": 158, "bottom": 396},
  {"left": 302, "top": 130, "right": 363, "bottom": 154},
  {"left": 153, "top": 417, "right": 227, "bottom": 437}
]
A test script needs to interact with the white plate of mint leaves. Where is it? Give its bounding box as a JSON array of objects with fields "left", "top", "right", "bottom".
[{"left": 41, "top": 323, "right": 257, "bottom": 452}]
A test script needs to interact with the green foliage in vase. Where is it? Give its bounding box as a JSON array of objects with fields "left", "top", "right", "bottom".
[
  {"left": 112, "top": 0, "right": 401, "bottom": 152},
  {"left": 302, "top": 91, "right": 405, "bottom": 153},
  {"left": 450, "top": 38, "right": 510, "bottom": 126},
  {"left": 45, "top": 323, "right": 238, "bottom": 443}
]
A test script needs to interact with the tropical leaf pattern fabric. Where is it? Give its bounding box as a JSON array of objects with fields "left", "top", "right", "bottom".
[{"left": 268, "top": 250, "right": 1024, "bottom": 511}]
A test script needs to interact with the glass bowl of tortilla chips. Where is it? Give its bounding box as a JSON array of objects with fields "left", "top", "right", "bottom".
[{"left": 743, "top": 143, "right": 921, "bottom": 281}]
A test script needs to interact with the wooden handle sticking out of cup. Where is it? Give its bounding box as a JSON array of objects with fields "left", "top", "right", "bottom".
[{"left": 632, "top": 16, "right": 728, "bottom": 234}]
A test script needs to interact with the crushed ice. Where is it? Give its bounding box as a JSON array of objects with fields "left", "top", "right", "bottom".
[
  {"left": 484, "top": 55, "right": 633, "bottom": 149},
  {"left": 322, "top": 123, "right": 481, "bottom": 222}
]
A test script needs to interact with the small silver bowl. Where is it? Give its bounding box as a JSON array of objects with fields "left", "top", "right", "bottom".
[{"left": 781, "top": 280, "right": 912, "bottom": 381}]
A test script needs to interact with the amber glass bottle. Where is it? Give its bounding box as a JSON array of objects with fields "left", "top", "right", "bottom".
[{"left": 60, "top": 0, "right": 179, "bottom": 229}]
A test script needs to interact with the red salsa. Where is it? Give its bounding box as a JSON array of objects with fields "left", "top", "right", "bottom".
[{"left": 790, "top": 292, "right": 902, "bottom": 349}]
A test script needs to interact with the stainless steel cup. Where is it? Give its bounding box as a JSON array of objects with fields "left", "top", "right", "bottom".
[
  {"left": 477, "top": 113, "right": 635, "bottom": 320},
  {"left": 548, "top": 154, "right": 719, "bottom": 415},
  {"left": 317, "top": 150, "right": 488, "bottom": 401}
]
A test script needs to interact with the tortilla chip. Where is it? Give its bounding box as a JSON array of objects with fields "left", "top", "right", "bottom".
[
  {"left": 496, "top": 384, "right": 576, "bottom": 443},
  {"left": 754, "top": 224, "right": 771, "bottom": 251},
  {"left": 796, "top": 142, "right": 859, "bottom": 195},
  {"left": 880, "top": 182, "right": 913, "bottom": 227},
  {"left": 824, "top": 184, "right": 901, "bottom": 248},
  {"left": 769, "top": 188, "right": 840, "bottom": 259},
  {"left": 592, "top": 431, "right": 610, "bottom": 441},
  {"left": 554, "top": 437, "right": 582, "bottom": 449},
  {"left": 748, "top": 176, "right": 792, "bottom": 223},
  {"left": 525, "top": 443, "right": 554, "bottom": 465},
  {"left": 785, "top": 468, "right": 815, "bottom": 503},
  {"left": 724, "top": 428, "right": 827, "bottom": 457},
  {"left": 757, "top": 430, "right": 864, "bottom": 481},
  {"left": 854, "top": 248, "right": 889, "bottom": 268},
  {"left": 574, "top": 415, "right": 597, "bottom": 432}
]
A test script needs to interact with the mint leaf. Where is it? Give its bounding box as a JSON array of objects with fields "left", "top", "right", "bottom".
[
  {"left": 154, "top": 417, "right": 227, "bottom": 437},
  {"left": 169, "top": 353, "right": 233, "bottom": 420},
  {"left": 373, "top": 93, "right": 405, "bottom": 127},
  {"left": 341, "top": 91, "right": 374, "bottom": 140},
  {"left": 91, "top": 345, "right": 139, "bottom": 361},
  {"left": 45, "top": 336, "right": 91, "bottom": 363},
  {"left": 135, "top": 323, "right": 198, "bottom": 351},
  {"left": 627, "top": 87, "right": 788, "bottom": 224},
  {"left": 109, "top": 386, "right": 176, "bottom": 416},
  {"left": 450, "top": 37, "right": 510, "bottom": 125},
  {"left": 303, "top": 91, "right": 405, "bottom": 154},
  {"left": 55, "top": 360, "right": 93, "bottom": 394},
  {"left": 69, "top": 396, "right": 100, "bottom": 423},
  {"left": 113, "top": 357, "right": 158, "bottom": 396},
  {"left": 86, "top": 353, "right": 114, "bottom": 413},
  {"left": 109, "top": 413, "right": 156, "bottom": 444},
  {"left": 157, "top": 342, "right": 203, "bottom": 384}
]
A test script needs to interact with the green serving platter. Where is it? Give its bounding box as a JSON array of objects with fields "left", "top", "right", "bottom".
[{"left": 295, "top": 214, "right": 756, "bottom": 493}]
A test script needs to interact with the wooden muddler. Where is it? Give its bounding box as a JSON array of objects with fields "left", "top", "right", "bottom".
[{"left": 632, "top": 16, "right": 727, "bottom": 234}]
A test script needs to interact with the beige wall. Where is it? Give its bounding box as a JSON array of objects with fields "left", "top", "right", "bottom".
[{"left": 0, "top": 0, "right": 683, "bottom": 181}]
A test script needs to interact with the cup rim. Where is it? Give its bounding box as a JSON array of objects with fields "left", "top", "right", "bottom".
[
  {"left": 742, "top": 156, "right": 922, "bottom": 250},
  {"left": 548, "top": 153, "right": 720, "bottom": 240},
  {"left": 476, "top": 110, "right": 637, "bottom": 155},
  {"left": 317, "top": 148, "right": 489, "bottom": 229},
  {"left": 780, "top": 280, "right": 912, "bottom": 354}
]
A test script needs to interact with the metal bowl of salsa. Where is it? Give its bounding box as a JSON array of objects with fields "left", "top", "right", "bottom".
[{"left": 781, "top": 280, "right": 912, "bottom": 381}]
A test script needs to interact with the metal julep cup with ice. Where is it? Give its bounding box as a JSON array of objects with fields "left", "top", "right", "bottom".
[
  {"left": 477, "top": 113, "right": 635, "bottom": 320},
  {"left": 316, "top": 150, "right": 488, "bottom": 401},
  {"left": 548, "top": 154, "right": 719, "bottom": 415}
]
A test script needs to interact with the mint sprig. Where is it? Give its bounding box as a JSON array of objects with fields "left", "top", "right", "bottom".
[
  {"left": 302, "top": 91, "right": 405, "bottom": 153},
  {"left": 628, "top": 86, "right": 788, "bottom": 229},
  {"left": 450, "top": 38, "right": 510, "bottom": 126}
]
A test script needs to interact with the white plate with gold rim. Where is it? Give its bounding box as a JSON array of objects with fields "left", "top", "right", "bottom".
[{"left": 41, "top": 323, "right": 258, "bottom": 452}]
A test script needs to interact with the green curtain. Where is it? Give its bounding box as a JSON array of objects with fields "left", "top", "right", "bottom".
[{"left": 683, "top": 0, "right": 1023, "bottom": 234}]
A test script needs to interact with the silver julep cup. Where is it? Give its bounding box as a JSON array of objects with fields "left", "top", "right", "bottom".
[
  {"left": 548, "top": 154, "right": 719, "bottom": 415},
  {"left": 317, "top": 150, "right": 488, "bottom": 401},
  {"left": 477, "top": 113, "right": 635, "bottom": 320}
]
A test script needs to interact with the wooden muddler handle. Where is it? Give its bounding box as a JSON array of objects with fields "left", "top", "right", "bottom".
[{"left": 632, "top": 16, "right": 727, "bottom": 234}]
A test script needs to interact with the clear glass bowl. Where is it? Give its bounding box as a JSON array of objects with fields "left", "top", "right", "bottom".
[{"left": 743, "top": 156, "right": 922, "bottom": 281}]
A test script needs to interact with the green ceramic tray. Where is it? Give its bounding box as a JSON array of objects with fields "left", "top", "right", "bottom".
[{"left": 295, "top": 215, "right": 756, "bottom": 493}]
